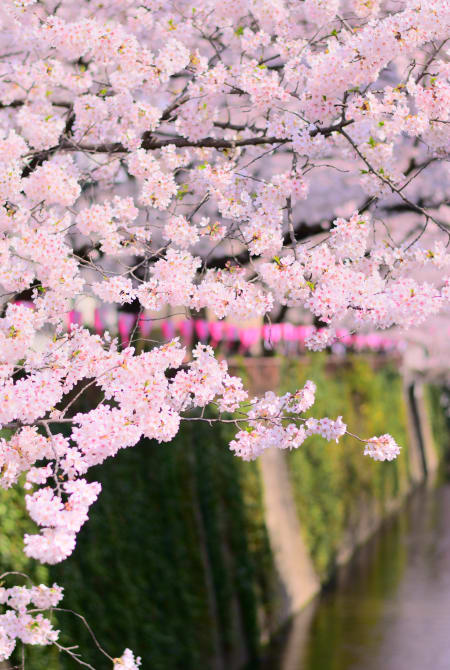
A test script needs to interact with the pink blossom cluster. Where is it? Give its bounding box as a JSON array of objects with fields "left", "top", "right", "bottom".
[
  {"left": 25, "top": 480, "right": 102, "bottom": 564},
  {"left": 3, "top": 332, "right": 345, "bottom": 568},
  {"left": 229, "top": 383, "right": 347, "bottom": 461},
  {"left": 0, "top": 581, "right": 63, "bottom": 662},
  {"left": 363, "top": 434, "right": 402, "bottom": 461},
  {"left": 113, "top": 648, "right": 141, "bottom": 670},
  {"left": 258, "top": 210, "right": 447, "bottom": 332}
]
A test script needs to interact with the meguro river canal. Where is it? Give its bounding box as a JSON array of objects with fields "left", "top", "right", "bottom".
[{"left": 261, "top": 480, "right": 450, "bottom": 670}]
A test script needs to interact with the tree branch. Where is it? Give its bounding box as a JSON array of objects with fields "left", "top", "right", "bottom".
[{"left": 24, "top": 119, "right": 355, "bottom": 164}]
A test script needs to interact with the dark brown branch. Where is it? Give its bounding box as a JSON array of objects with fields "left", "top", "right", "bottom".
[{"left": 24, "top": 119, "right": 355, "bottom": 165}]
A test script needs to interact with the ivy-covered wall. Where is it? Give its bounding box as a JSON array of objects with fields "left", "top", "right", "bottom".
[
  {"left": 279, "top": 355, "right": 411, "bottom": 580},
  {"left": 426, "top": 385, "right": 450, "bottom": 464},
  {"left": 0, "top": 356, "right": 446, "bottom": 669}
]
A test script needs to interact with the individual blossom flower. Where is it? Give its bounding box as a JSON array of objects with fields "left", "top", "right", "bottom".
[
  {"left": 0, "top": 626, "right": 15, "bottom": 662},
  {"left": 305, "top": 416, "right": 347, "bottom": 442},
  {"left": 329, "top": 212, "right": 371, "bottom": 260},
  {"left": 198, "top": 218, "right": 226, "bottom": 241},
  {"left": 30, "top": 584, "right": 64, "bottom": 610},
  {"left": 305, "top": 328, "right": 336, "bottom": 352},
  {"left": 113, "top": 648, "right": 141, "bottom": 669},
  {"left": 303, "top": 0, "right": 339, "bottom": 24},
  {"left": 163, "top": 215, "right": 199, "bottom": 249},
  {"left": 288, "top": 381, "right": 317, "bottom": 413},
  {"left": 93, "top": 276, "right": 135, "bottom": 304},
  {"left": 364, "top": 434, "right": 401, "bottom": 461},
  {"left": 279, "top": 424, "right": 307, "bottom": 451},
  {"left": 23, "top": 157, "right": 80, "bottom": 207},
  {"left": 24, "top": 528, "right": 77, "bottom": 565},
  {"left": 6, "top": 587, "right": 32, "bottom": 613},
  {"left": 229, "top": 427, "right": 269, "bottom": 462}
]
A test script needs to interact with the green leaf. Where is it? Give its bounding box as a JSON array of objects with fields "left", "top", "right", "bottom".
[{"left": 176, "top": 184, "right": 190, "bottom": 200}]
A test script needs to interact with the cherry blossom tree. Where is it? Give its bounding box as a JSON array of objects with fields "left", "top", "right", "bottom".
[{"left": 0, "top": 0, "right": 449, "bottom": 665}]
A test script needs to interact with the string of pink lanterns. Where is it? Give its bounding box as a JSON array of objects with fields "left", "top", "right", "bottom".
[{"left": 70, "top": 306, "right": 403, "bottom": 355}]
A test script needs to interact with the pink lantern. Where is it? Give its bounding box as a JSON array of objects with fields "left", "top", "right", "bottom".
[
  {"left": 94, "top": 308, "right": 104, "bottom": 336},
  {"left": 14, "top": 299, "right": 35, "bottom": 310},
  {"left": 282, "top": 322, "right": 296, "bottom": 341},
  {"left": 209, "top": 321, "right": 224, "bottom": 347},
  {"left": 177, "top": 319, "right": 194, "bottom": 345},
  {"left": 118, "top": 312, "right": 137, "bottom": 347},
  {"left": 239, "top": 327, "right": 260, "bottom": 353},
  {"left": 224, "top": 323, "right": 239, "bottom": 351},
  {"left": 67, "top": 310, "right": 82, "bottom": 332},
  {"left": 195, "top": 319, "right": 210, "bottom": 342},
  {"left": 263, "top": 323, "right": 283, "bottom": 347},
  {"left": 161, "top": 320, "right": 175, "bottom": 341},
  {"left": 138, "top": 313, "right": 153, "bottom": 338}
]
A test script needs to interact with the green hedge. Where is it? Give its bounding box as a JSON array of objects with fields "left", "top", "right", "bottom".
[{"left": 48, "top": 416, "right": 274, "bottom": 669}]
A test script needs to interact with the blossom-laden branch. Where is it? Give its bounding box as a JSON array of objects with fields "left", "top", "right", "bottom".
[
  {"left": 24, "top": 118, "right": 355, "bottom": 162},
  {"left": 0, "top": 572, "right": 140, "bottom": 669},
  {"left": 0, "top": 0, "right": 449, "bottom": 664}
]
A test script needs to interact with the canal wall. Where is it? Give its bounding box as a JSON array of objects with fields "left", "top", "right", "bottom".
[
  {"left": 242, "top": 355, "right": 440, "bottom": 620},
  {"left": 0, "top": 355, "right": 447, "bottom": 670}
]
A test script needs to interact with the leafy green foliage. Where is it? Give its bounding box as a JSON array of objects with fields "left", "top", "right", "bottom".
[
  {"left": 50, "top": 415, "right": 274, "bottom": 669},
  {"left": 280, "top": 355, "right": 410, "bottom": 580},
  {"left": 425, "top": 385, "right": 450, "bottom": 462}
]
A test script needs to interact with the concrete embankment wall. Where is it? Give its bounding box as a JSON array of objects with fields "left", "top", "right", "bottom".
[{"left": 246, "top": 358, "right": 442, "bottom": 626}]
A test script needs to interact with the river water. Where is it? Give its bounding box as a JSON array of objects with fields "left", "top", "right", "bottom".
[{"left": 263, "top": 481, "right": 450, "bottom": 670}]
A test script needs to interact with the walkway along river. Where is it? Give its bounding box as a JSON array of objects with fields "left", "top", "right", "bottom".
[{"left": 260, "top": 479, "right": 450, "bottom": 670}]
